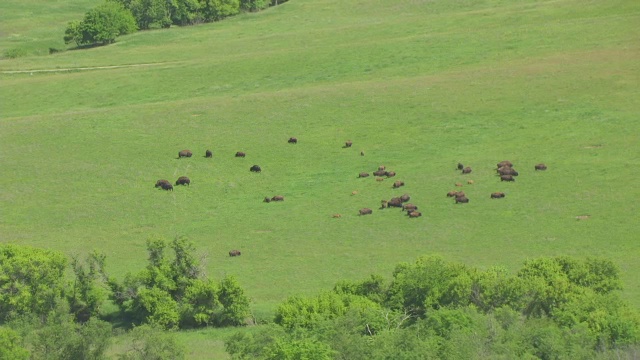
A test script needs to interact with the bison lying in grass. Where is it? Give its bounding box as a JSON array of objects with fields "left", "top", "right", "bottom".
[
  {"left": 178, "top": 150, "right": 192, "bottom": 158},
  {"left": 491, "top": 192, "right": 505, "bottom": 199},
  {"left": 229, "top": 250, "right": 241, "bottom": 257},
  {"left": 359, "top": 208, "right": 373, "bottom": 215},
  {"left": 535, "top": 163, "right": 547, "bottom": 171}
]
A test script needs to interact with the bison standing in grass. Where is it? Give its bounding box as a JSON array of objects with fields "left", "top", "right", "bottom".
[
  {"left": 205, "top": 150, "right": 212, "bottom": 158},
  {"left": 500, "top": 175, "right": 515, "bottom": 182},
  {"left": 178, "top": 150, "right": 192, "bottom": 158},
  {"left": 457, "top": 163, "right": 464, "bottom": 170},
  {"left": 462, "top": 167, "right": 472, "bottom": 174},
  {"left": 402, "top": 204, "right": 418, "bottom": 212},
  {"left": 235, "top": 151, "right": 246, "bottom": 158},
  {"left": 344, "top": 140, "right": 353, "bottom": 148},
  {"left": 288, "top": 137, "right": 298, "bottom": 144},
  {"left": 250, "top": 165, "right": 261, "bottom": 173},
  {"left": 176, "top": 176, "right": 190, "bottom": 186},
  {"left": 359, "top": 208, "right": 373, "bottom": 215},
  {"left": 229, "top": 250, "right": 241, "bottom": 257},
  {"left": 393, "top": 181, "right": 405, "bottom": 189},
  {"left": 160, "top": 183, "right": 173, "bottom": 191},
  {"left": 155, "top": 179, "right": 171, "bottom": 188},
  {"left": 491, "top": 192, "right": 505, "bottom": 199},
  {"left": 455, "top": 195, "right": 469, "bottom": 203},
  {"left": 358, "top": 172, "right": 370, "bottom": 178},
  {"left": 535, "top": 163, "right": 548, "bottom": 171},
  {"left": 408, "top": 211, "right": 422, "bottom": 218}
]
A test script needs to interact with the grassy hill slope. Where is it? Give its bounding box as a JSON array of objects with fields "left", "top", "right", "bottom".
[{"left": 2, "top": 0, "right": 640, "bottom": 356}]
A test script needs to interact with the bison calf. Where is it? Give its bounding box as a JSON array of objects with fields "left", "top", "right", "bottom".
[
  {"left": 359, "top": 208, "right": 373, "bottom": 215},
  {"left": 229, "top": 250, "right": 241, "bottom": 257}
]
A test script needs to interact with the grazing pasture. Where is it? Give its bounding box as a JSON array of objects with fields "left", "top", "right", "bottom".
[{"left": 1, "top": 0, "right": 640, "bottom": 357}]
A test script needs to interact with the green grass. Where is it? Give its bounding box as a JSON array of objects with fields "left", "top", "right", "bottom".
[{"left": 1, "top": 0, "right": 640, "bottom": 357}]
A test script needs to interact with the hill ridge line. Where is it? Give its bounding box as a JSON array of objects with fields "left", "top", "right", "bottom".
[{"left": 1, "top": 61, "right": 181, "bottom": 74}]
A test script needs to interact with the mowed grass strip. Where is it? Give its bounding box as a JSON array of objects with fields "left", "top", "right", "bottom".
[{"left": 1, "top": 0, "right": 640, "bottom": 356}]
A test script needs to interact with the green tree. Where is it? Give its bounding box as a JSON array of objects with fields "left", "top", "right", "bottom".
[
  {"left": 217, "top": 276, "right": 251, "bottom": 326},
  {"left": 264, "top": 338, "right": 333, "bottom": 360},
  {"left": 68, "top": 251, "right": 110, "bottom": 322},
  {"left": 129, "top": 0, "right": 172, "bottom": 29},
  {"left": 64, "top": 2, "right": 137, "bottom": 46},
  {"left": 239, "top": 0, "right": 270, "bottom": 12},
  {"left": 0, "top": 327, "right": 29, "bottom": 360},
  {"left": 201, "top": 0, "right": 240, "bottom": 22},
  {"left": 118, "top": 324, "right": 185, "bottom": 360},
  {"left": 0, "top": 244, "right": 67, "bottom": 322}
]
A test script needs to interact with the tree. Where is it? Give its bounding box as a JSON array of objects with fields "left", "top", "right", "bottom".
[
  {"left": 201, "top": 0, "right": 240, "bottom": 22},
  {"left": 129, "top": 0, "right": 172, "bottom": 29},
  {"left": 0, "top": 244, "right": 67, "bottom": 322},
  {"left": 68, "top": 251, "right": 110, "bottom": 322},
  {"left": 0, "top": 327, "right": 29, "bottom": 360},
  {"left": 118, "top": 324, "right": 185, "bottom": 360},
  {"left": 64, "top": 2, "right": 137, "bottom": 46}
]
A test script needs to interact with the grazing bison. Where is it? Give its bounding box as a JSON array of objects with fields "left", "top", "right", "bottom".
[
  {"left": 387, "top": 198, "right": 404, "bottom": 208},
  {"left": 271, "top": 195, "right": 284, "bottom": 202},
  {"left": 250, "top": 165, "right": 261, "bottom": 172},
  {"left": 498, "top": 167, "right": 519, "bottom": 176},
  {"left": 358, "top": 172, "right": 370, "bottom": 178},
  {"left": 400, "top": 194, "right": 411, "bottom": 202},
  {"left": 393, "top": 181, "right": 405, "bottom": 189},
  {"left": 263, "top": 197, "right": 271, "bottom": 203},
  {"left": 455, "top": 195, "right": 469, "bottom": 204},
  {"left": 462, "top": 167, "right": 472, "bottom": 174},
  {"left": 205, "top": 150, "right": 212, "bottom": 158},
  {"left": 457, "top": 163, "right": 464, "bottom": 170},
  {"left": 491, "top": 192, "right": 505, "bottom": 199},
  {"left": 229, "top": 250, "right": 241, "bottom": 257},
  {"left": 447, "top": 191, "right": 459, "bottom": 197},
  {"left": 178, "top": 150, "right": 192, "bottom": 158},
  {"left": 345, "top": 140, "right": 353, "bottom": 148},
  {"left": 535, "top": 163, "right": 547, "bottom": 171},
  {"left": 175, "top": 176, "right": 190, "bottom": 186},
  {"left": 408, "top": 211, "right": 422, "bottom": 218},
  {"left": 359, "top": 208, "right": 373, "bottom": 215},
  {"left": 402, "top": 204, "right": 418, "bottom": 212},
  {"left": 500, "top": 175, "right": 515, "bottom": 182},
  {"left": 288, "top": 137, "right": 298, "bottom": 144},
  {"left": 385, "top": 171, "right": 396, "bottom": 177},
  {"left": 160, "top": 183, "right": 173, "bottom": 191},
  {"left": 235, "top": 151, "right": 246, "bottom": 158},
  {"left": 497, "top": 160, "right": 513, "bottom": 168},
  {"left": 155, "top": 179, "right": 171, "bottom": 188},
  {"left": 373, "top": 170, "right": 387, "bottom": 177}
]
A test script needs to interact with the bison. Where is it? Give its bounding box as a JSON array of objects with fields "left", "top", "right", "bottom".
[
  {"left": 235, "top": 151, "right": 246, "bottom": 158},
  {"left": 178, "top": 150, "right": 192, "bottom": 158},
  {"left": 498, "top": 167, "right": 519, "bottom": 176},
  {"left": 229, "top": 250, "right": 241, "bottom": 257},
  {"left": 376, "top": 177, "right": 384, "bottom": 182},
  {"left": 447, "top": 191, "right": 459, "bottom": 197},
  {"left": 271, "top": 195, "right": 284, "bottom": 202},
  {"left": 385, "top": 171, "right": 396, "bottom": 178},
  {"left": 155, "top": 179, "right": 171, "bottom": 188},
  {"left": 467, "top": 179, "right": 474, "bottom": 185},
  {"left": 263, "top": 197, "right": 271, "bottom": 203},
  {"left": 455, "top": 195, "right": 469, "bottom": 204},
  {"left": 175, "top": 176, "right": 190, "bottom": 186},
  {"left": 500, "top": 175, "right": 515, "bottom": 182},
  {"left": 332, "top": 214, "right": 342, "bottom": 218},
  {"left": 491, "top": 192, "right": 505, "bottom": 199},
  {"left": 408, "top": 211, "right": 422, "bottom": 218},
  {"left": 402, "top": 203, "right": 418, "bottom": 212},
  {"left": 288, "top": 137, "right": 298, "bottom": 144},
  {"left": 359, "top": 208, "right": 373, "bottom": 215},
  {"left": 344, "top": 140, "right": 353, "bottom": 148},
  {"left": 160, "top": 182, "right": 173, "bottom": 191},
  {"left": 358, "top": 172, "right": 370, "bottom": 178},
  {"left": 250, "top": 165, "right": 261, "bottom": 172},
  {"left": 205, "top": 150, "right": 212, "bottom": 158},
  {"left": 462, "top": 167, "right": 472, "bottom": 174},
  {"left": 373, "top": 170, "right": 387, "bottom": 177},
  {"left": 497, "top": 160, "right": 513, "bottom": 168},
  {"left": 535, "top": 163, "right": 547, "bottom": 171},
  {"left": 378, "top": 165, "right": 386, "bottom": 171},
  {"left": 400, "top": 194, "right": 410, "bottom": 202},
  {"left": 387, "top": 198, "right": 404, "bottom": 208},
  {"left": 457, "top": 163, "right": 464, "bottom": 170},
  {"left": 393, "top": 181, "right": 405, "bottom": 189}
]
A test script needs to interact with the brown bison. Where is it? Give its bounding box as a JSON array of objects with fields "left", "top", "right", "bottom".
[
  {"left": 447, "top": 191, "right": 459, "bottom": 197},
  {"left": 288, "top": 137, "right": 298, "bottom": 144},
  {"left": 393, "top": 181, "right": 405, "bottom": 189},
  {"left": 205, "top": 150, "right": 212, "bottom": 158},
  {"left": 358, "top": 172, "right": 370, "bottom": 178},
  {"left": 400, "top": 194, "right": 411, "bottom": 202},
  {"left": 497, "top": 160, "right": 513, "bottom": 168},
  {"left": 408, "top": 211, "right": 422, "bottom": 218},
  {"left": 250, "top": 165, "right": 261, "bottom": 172},
  {"left": 178, "top": 150, "right": 192, "bottom": 158},
  {"left": 229, "top": 250, "right": 241, "bottom": 257},
  {"left": 176, "top": 176, "right": 190, "bottom": 186},
  {"left": 457, "top": 163, "right": 464, "bottom": 170},
  {"left": 455, "top": 195, "right": 469, "bottom": 204},
  {"left": 498, "top": 167, "right": 519, "bottom": 176},
  {"left": 263, "top": 197, "right": 271, "bottom": 203},
  {"left": 271, "top": 195, "right": 284, "bottom": 202},
  {"left": 402, "top": 203, "right": 418, "bottom": 212},
  {"left": 500, "top": 175, "right": 515, "bottom": 182},
  {"left": 344, "top": 140, "right": 353, "bottom": 148},
  {"left": 373, "top": 170, "right": 387, "bottom": 177},
  {"left": 359, "top": 208, "right": 373, "bottom": 215},
  {"left": 332, "top": 214, "right": 342, "bottom": 218},
  {"left": 535, "top": 163, "right": 547, "bottom": 171},
  {"left": 462, "top": 167, "right": 472, "bottom": 174},
  {"left": 385, "top": 171, "right": 396, "bottom": 177},
  {"left": 387, "top": 198, "right": 404, "bottom": 208},
  {"left": 378, "top": 165, "right": 386, "bottom": 171},
  {"left": 491, "top": 192, "right": 505, "bottom": 199},
  {"left": 235, "top": 151, "right": 246, "bottom": 158},
  {"left": 160, "top": 182, "right": 173, "bottom": 191},
  {"left": 155, "top": 179, "right": 171, "bottom": 188}
]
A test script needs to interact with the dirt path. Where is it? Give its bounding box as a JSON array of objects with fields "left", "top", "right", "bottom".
[{"left": 1, "top": 61, "right": 179, "bottom": 74}]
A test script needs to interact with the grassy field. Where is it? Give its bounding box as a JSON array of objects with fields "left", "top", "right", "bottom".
[{"left": 1, "top": 0, "right": 640, "bottom": 357}]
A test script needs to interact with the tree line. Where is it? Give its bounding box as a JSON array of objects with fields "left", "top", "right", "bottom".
[
  {"left": 64, "top": 0, "right": 286, "bottom": 47},
  {"left": 0, "top": 238, "right": 249, "bottom": 359}
]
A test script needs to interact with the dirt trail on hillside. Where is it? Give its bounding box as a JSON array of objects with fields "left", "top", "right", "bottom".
[{"left": 1, "top": 61, "right": 179, "bottom": 74}]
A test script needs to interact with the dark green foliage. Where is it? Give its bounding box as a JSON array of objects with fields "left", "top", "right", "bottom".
[
  {"left": 239, "top": 0, "right": 270, "bottom": 12},
  {"left": 129, "top": 0, "right": 172, "bottom": 29},
  {"left": 68, "top": 251, "right": 110, "bottom": 322},
  {"left": 117, "top": 324, "right": 185, "bottom": 360},
  {"left": 64, "top": 2, "right": 137, "bottom": 46},
  {"left": 110, "top": 236, "right": 250, "bottom": 329},
  {"left": 201, "top": 0, "right": 240, "bottom": 22},
  {"left": 0, "top": 244, "right": 67, "bottom": 322}
]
